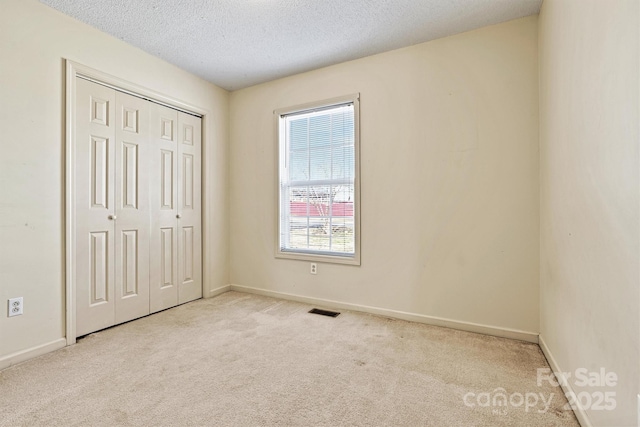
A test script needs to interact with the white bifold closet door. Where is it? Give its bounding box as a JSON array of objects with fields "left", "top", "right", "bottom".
[
  {"left": 75, "top": 78, "right": 201, "bottom": 337},
  {"left": 149, "top": 103, "right": 202, "bottom": 313}
]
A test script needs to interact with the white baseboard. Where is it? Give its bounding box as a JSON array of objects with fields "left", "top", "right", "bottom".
[
  {"left": 0, "top": 338, "right": 67, "bottom": 371},
  {"left": 1, "top": 286, "right": 230, "bottom": 371},
  {"left": 539, "top": 335, "right": 591, "bottom": 427},
  {"left": 208, "top": 284, "right": 231, "bottom": 298},
  {"left": 228, "top": 284, "right": 539, "bottom": 343},
  {"left": 1, "top": 288, "right": 538, "bottom": 374}
]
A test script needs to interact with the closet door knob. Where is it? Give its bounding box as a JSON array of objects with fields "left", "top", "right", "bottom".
[
  {"left": 108, "top": 214, "right": 116, "bottom": 220},
  {"left": 176, "top": 214, "right": 182, "bottom": 219}
]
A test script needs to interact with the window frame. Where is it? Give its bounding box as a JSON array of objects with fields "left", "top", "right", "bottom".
[{"left": 274, "top": 93, "right": 361, "bottom": 266}]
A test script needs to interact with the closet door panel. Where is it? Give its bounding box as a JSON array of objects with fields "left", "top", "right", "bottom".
[
  {"left": 114, "top": 91, "right": 151, "bottom": 324},
  {"left": 177, "top": 112, "right": 202, "bottom": 304},
  {"left": 75, "top": 78, "right": 117, "bottom": 337},
  {"left": 149, "top": 104, "right": 179, "bottom": 313},
  {"left": 75, "top": 78, "right": 202, "bottom": 335}
]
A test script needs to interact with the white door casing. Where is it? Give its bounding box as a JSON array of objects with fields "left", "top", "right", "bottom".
[{"left": 66, "top": 61, "right": 210, "bottom": 344}]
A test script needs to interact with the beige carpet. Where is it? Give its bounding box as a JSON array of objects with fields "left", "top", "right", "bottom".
[{"left": 0, "top": 291, "right": 579, "bottom": 426}]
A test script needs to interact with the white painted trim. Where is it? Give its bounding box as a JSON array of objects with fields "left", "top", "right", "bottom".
[
  {"left": 0, "top": 338, "right": 66, "bottom": 371},
  {"left": 539, "top": 335, "right": 590, "bottom": 427},
  {"left": 209, "top": 284, "right": 231, "bottom": 297},
  {"left": 229, "top": 284, "right": 539, "bottom": 343},
  {"left": 64, "top": 60, "right": 213, "bottom": 344},
  {"left": 273, "top": 93, "right": 361, "bottom": 266},
  {"left": 76, "top": 75, "right": 201, "bottom": 117},
  {"left": 65, "top": 60, "right": 77, "bottom": 346}
]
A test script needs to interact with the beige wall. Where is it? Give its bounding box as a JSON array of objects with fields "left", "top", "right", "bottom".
[
  {"left": 0, "top": 0, "right": 229, "bottom": 360},
  {"left": 230, "top": 17, "right": 540, "bottom": 334},
  {"left": 539, "top": 0, "right": 639, "bottom": 426}
]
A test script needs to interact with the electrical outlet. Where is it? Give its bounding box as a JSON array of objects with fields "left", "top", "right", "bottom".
[
  {"left": 8, "top": 297, "right": 23, "bottom": 317},
  {"left": 310, "top": 263, "right": 317, "bottom": 275}
]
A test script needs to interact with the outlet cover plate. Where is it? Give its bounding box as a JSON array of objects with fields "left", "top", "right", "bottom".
[{"left": 8, "top": 297, "right": 23, "bottom": 317}]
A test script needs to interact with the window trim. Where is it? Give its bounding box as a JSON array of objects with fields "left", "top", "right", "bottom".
[{"left": 274, "top": 93, "right": 361, "bottom": 266}]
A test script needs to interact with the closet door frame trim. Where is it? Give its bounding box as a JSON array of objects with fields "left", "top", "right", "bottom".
[{"left": 65, "top": 60, "right": 211, "bottom": 345}]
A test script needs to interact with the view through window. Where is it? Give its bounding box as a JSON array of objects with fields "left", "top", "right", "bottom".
[{"left": 277, "top": 96, "right": 359, "bottom": 263}]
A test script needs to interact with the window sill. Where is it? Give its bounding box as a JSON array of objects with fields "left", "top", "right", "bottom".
[{"left": 275, "top": 250, "right": 360, "bottom": 266}]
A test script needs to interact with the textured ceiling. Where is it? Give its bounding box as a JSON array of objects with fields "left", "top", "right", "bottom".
[{"left": 40, "top": 0, "right": 542, "bottom": 91}]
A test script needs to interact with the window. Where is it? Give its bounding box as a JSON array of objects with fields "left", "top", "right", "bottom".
[{"left": 276, "top": 94, "right": 360, "bottom": 265}]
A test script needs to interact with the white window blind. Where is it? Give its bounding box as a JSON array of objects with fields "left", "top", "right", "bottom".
[{"left": 277, "top": 96, "right": 359, "bottom": 264}]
